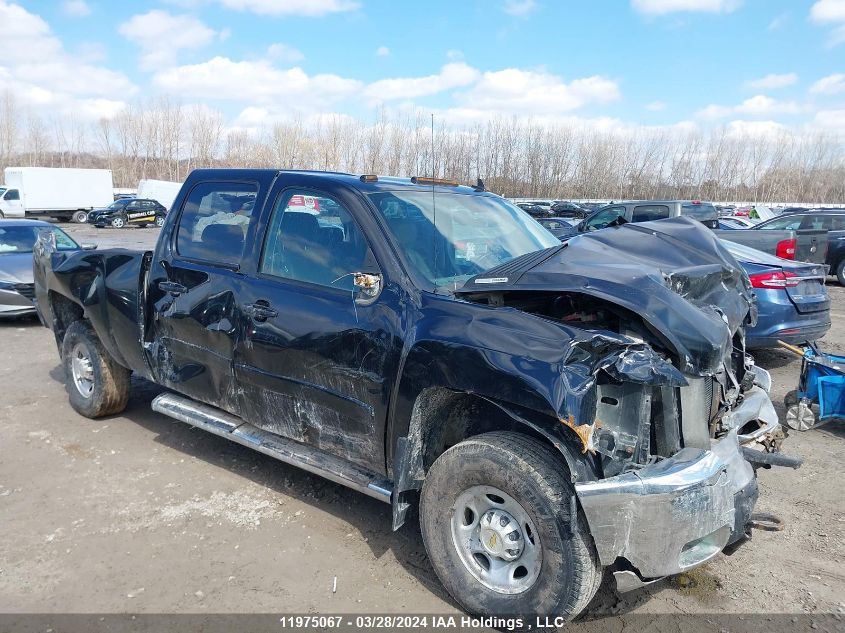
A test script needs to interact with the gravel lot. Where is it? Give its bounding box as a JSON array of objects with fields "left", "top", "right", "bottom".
[{"left": 1, "top": 223, "right": 843, "bottom": 618}]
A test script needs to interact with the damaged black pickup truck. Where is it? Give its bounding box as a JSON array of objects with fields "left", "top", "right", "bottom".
[{"left": 34, "top": 169, "right": 800, "bottom": 618}]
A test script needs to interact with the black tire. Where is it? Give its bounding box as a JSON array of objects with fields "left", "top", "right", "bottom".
[
  {"left": 72, "top": 210, "right": 89, "bottom": 224},
  {"left": 836, "top": 260, "right": 845, "bottom": 287},
  {"left": 155, "top": 215, "right": 165, "bottom": 228},
  {"left": 61, "top": 321, "right": 130, "bottom": 418},
  {"left": 111, "top": 214, "right": 127, "bottom": 229},
  {"left": 420, "top": 431, "right": 600, "bottom": 620},
  {"left": 784, "top": 389, "right": 799, "bottom": 409}
]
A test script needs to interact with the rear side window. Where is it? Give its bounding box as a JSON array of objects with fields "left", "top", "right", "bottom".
[
  {"left": 632, "top": 204, "right": 669, "bottom": 222},
  {"left": 680, "top": 203, "right": 717, "bottom": 221},
  {"left": 176, "top": 181, "right": 258, "bottom": 266},
  {"left": 804, "top": 215, "right": 845, "bottom": 231}
]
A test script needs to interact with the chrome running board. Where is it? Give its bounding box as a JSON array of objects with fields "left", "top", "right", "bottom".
[{"left": 152, "top": 392, "right": 393, "bottom": 503}]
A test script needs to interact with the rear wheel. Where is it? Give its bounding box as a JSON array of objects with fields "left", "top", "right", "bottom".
[
  {"left": 111, "top": 214, "right": 126, "bottom": 229},
  {"left": 72, "top": 210, "right": 89, "bottom": 224},
  {"left": 836, "top": 260, "right": 845, "bottom": 287},
  {"left": 420, "top": 431, "right": 600, "bottom": 620},
  {"left": 61, "top": 321, "right": 130, "bottom": 418}
]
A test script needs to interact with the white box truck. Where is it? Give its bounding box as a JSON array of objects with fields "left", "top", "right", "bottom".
[
  {"left": 0, "top": 167, "right": 114, "bottom": 222},
  {"left": 137, "top": 179, "right": 182, "bottom": 211}
]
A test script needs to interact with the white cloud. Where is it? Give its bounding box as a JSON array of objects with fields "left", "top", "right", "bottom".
[
  {"left": 811, "top": 0, "right": 845, "bottom": 22},
  {"left": 446, "top": 49, "right": 464, "bottom": 60},
  {"left": 813, "top": 108, "right": 845, "bottom": 130},
  {"left": 726, "top": 119, "right": 787, "bottom": 138},
  {"left": 62, "top": 0, "right": 90, "bottom": 16},
  {"left": 153, "top": 57, "right": 362, "bottom": 108},
  {"left": 632, "top": 0, "right": 740, "bottom": 15},
  {"left": 810, "top": 0, "right": 845, "bottom": 46},
  {"left": 698, "top": 95, "right": 806, "bottom": 119},
  {"left": 746, "top": 72, "right": 797, "bottom": 90},
  {"left": 376, "top": 46, "right": 390, "bottom": 57},
  {"left": 646, "top": 100, "right": 666, "bottom": 111},
  {"left": 810, "top": 72, "right": 845, "bottom": 94},
  {"left": 119, "top": 11, "right": 218, "bottom": 70},
  {"left": 218, "top": 0, "right": 359, "bottom": 16},
  {"left": 455, "top": 70, "right": 620, "bottom": 116},
  {"left": 266, "top": 42, "right": 304, "bottom": 63},
  {"left": 0, "top": 0, "right": 135, "bottom": 118},
  {"left": 364, "top": 63, "right": 480, "bottom": 101},
  {"left": 503, "top": 0, "right": 537, "bottom": 17}
]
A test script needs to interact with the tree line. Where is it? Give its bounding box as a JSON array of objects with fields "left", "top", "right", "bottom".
[{"left": 1, "top": 93, "right": 843, "bottom": 204}]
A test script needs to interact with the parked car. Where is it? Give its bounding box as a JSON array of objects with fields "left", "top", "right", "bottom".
[
  {"left": 0, "top": 219, "right": 91, "bottom": 317},
  {"left": 35, "top": 169, "right": 797, "bottom": 619},
  {"left": 722, "top": 241, "right": 830, "bottom": 349},
  {"left": 516, "top": 202, "right": 551, "bottom": 217},
  {"left": 550, "top": 201, "right": 588, "bottom": 218},
  {"left": 719, "top": 217, "right": 758, "bottom": 229},
  {"left": 536, "top": 217, "right": 577, "bottom": 240},
  {"left": 579, "top": 199, "right": 721, "bottom": 230},
  {"left": 88, "top": 198, "right": 167, "bottom": 228}
]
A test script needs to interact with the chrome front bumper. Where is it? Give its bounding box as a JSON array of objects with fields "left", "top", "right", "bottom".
[{"left": 575, "top": 430, "right": 755, "bottom": 582}]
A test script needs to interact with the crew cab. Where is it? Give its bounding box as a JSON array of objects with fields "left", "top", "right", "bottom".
[{"left": 34, "top": 170, "right": 799, "bottom": 619}]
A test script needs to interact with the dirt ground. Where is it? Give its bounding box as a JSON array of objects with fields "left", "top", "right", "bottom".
[{"left": 1, "top": 223, "right": 843, "bottom": 618}]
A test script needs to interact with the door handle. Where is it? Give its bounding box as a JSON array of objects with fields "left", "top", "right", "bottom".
[
  {"left": 158, "top": 280, "right": 187, "bottom": 296},
  {"left": 244, "top": 301, "right": 278, "bottom": 322}
]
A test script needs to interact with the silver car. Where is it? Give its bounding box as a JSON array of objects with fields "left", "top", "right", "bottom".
[{"left": 0, "top": 219, "right": 89, "bottom": 317}]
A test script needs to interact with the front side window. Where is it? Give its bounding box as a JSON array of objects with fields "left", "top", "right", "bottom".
[
  {"left": 4, "top": 189, "right": 19, "bottom": 201},
  {"left": 260, "top": 191, "right": 374, "bottom": 291},
  {"left": 176, "top": 181, "right": 258, "bottom": 266},
  {"left": 584, "top": 206, "right": 626, "bottom": 231},
  {"left": 632, "top": 204, "right": 670, "bottom": 222},
  {"left": 370, "top": 191, "right": 558, "bottom": 288}
]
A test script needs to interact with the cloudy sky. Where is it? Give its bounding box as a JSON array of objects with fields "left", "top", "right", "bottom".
[{"left": 3, "top": 0, "right": 844, "bottom": 135}]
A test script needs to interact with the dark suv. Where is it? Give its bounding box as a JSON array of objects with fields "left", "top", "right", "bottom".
[{"left": 88, "top": 198, "right": 167, "bottom": 228}]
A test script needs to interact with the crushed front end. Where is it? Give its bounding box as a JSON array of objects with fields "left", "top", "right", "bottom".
[{"left": 456, "top": 217, "right": 800, "bottom": 589}]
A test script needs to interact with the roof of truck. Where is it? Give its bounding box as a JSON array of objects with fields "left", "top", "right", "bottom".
[{"left": 187, "top": 168, "right": 490, "bottom": 196}]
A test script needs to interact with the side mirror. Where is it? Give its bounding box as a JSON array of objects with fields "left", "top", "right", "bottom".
[
  {"left": 353, "top": 272, "right": 382, "bottom": 305},
  {"left": 81, "top": 243, "right": 98, "bottom": 250}
]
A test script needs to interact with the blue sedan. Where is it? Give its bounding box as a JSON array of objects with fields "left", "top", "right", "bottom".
[{"left": 722, "top": 241, "right": 831, "bottom": 349}]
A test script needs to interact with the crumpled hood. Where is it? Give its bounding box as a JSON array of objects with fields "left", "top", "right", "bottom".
[
  {"left": 457, "top": 217, "right": 754, "bottom": 376},
  {"left": 0, "top": 253, "right": 35, "bottom": 284}
]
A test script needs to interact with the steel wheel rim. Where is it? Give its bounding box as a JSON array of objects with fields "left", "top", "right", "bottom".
[
  {"left": 70, "top": 342, "right": 95, "bottom": 398},
  {"left": 450, "top": 485, "right": 542, "bottom": 594},
  {"left": 786, "top": 402, "right": 815, "bottom": 431},
  {"left": 155, "top": 216, "right": 165, "bottom": 227},
  {"left": 112, "top": 217, "right": 124, "bottom": 228}
]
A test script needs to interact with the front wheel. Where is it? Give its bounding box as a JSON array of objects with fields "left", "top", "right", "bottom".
[
  {"left": 72, "top": 210, "right": 89, "bottom": 224},
  {"left": 155, "top": 215, "right": 165, "bottom": 228},
  {"left": 420, "top": 431, "right": 600, "bottom": 620},
  {"left": 61, "top": 321, "right": 130, "bottom": 418},
  {"left": 111, "top": 215, "right": 126, "bottom": 229}
]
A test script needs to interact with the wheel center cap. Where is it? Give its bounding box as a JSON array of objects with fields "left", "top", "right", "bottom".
[{"left": 479, "top": 509, "right": 524, "bottom": 561}]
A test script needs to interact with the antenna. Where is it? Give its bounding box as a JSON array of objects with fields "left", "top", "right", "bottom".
[{"left": 431, "top": 113, "right": 437, "bottom": 292}]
